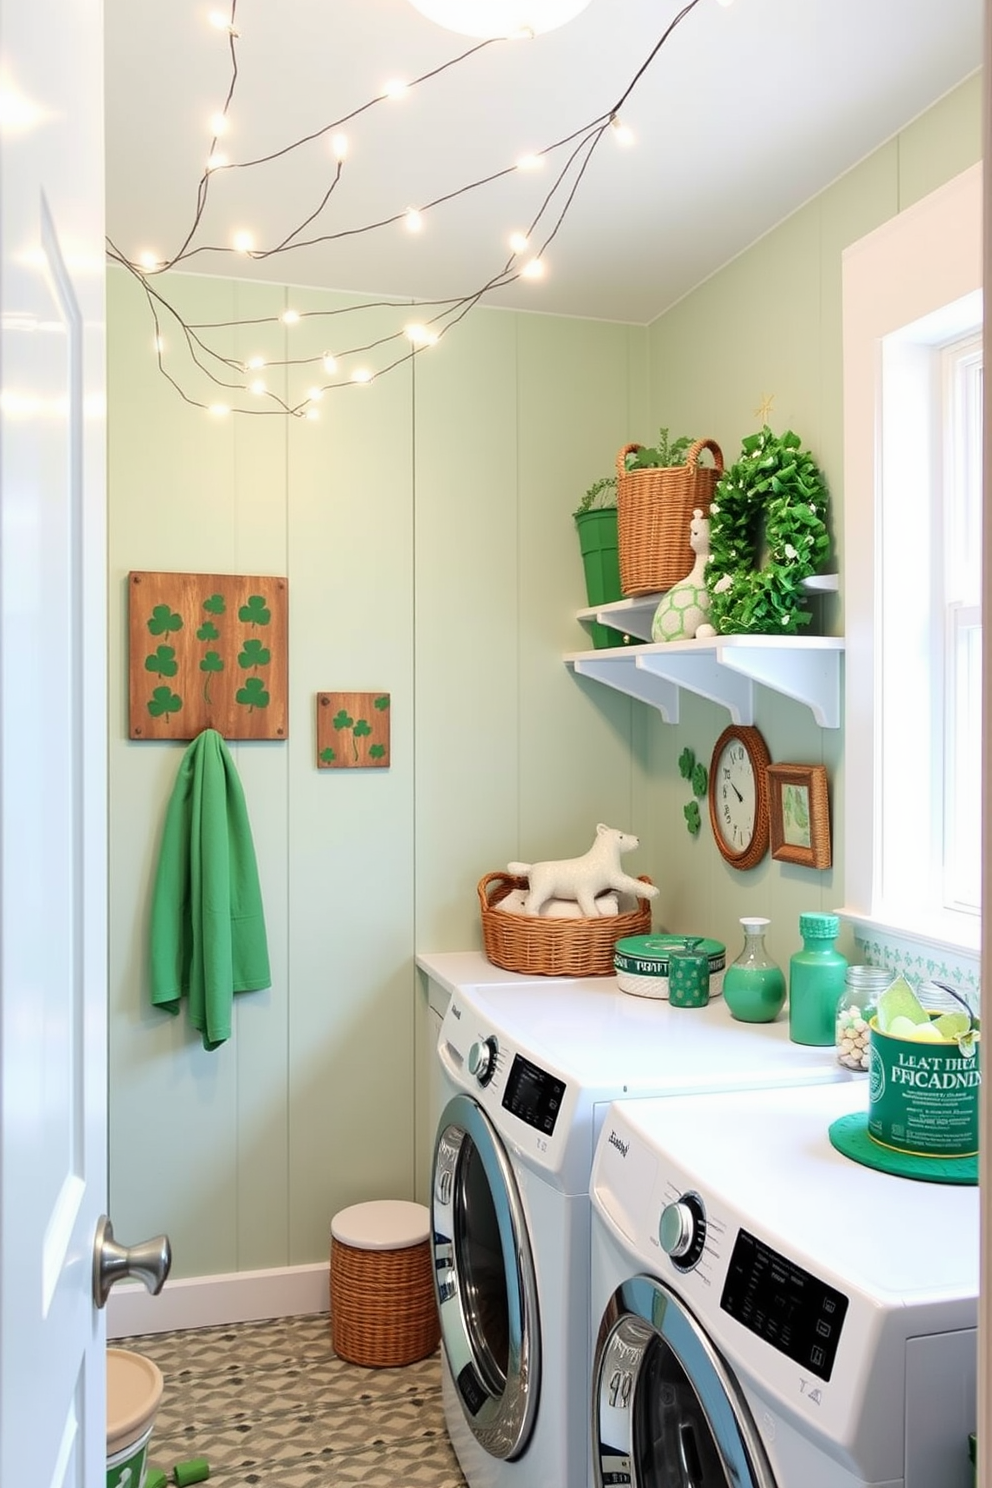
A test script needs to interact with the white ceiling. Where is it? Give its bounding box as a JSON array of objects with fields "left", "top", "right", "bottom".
[{"left": 104, "top": 0, "right": 984, "bottom": 325}]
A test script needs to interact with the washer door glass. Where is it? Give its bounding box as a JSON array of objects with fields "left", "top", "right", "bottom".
[
  {"left": 593, "top": 1276, "right": 776, "bottom": 1488},
  {"left": 432, "top": 1093, "right": 540, "bottom": 1461}
]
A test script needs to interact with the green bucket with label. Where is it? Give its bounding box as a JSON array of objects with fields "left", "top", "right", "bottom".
[
  {"left": 107, "top": 1348, "right": 164, "bottom": 1488},
  {"left": 868, "top": 1017, "right": 981, "bottom": 1158}
]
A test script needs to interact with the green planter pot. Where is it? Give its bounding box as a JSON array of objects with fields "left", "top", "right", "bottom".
[{"left": 575, "top": 507, "right": 632, "bottom": 649}]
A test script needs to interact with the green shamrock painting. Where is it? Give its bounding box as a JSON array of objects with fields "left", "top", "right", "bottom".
[{"left": 317, "top": 692, "right": 391, "bottom": 770}]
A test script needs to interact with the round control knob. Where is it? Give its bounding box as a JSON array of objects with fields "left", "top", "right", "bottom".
[
  {"left": 658, "top": 1191, "right": 707, "bottom": 1272},
  {"left": 468, "top": 1036, "right": 497, "bottom": 1086},
  {"left": 659, "top": 1201, "right": 696, "bottom": 1258}
]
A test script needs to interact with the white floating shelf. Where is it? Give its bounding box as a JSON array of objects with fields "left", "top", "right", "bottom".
[
  {"left": 565, "top": 634, "right": 845, "bottom": 728},
  {"left": 576, "top": 574, "right": 840, "bottom": 645}
]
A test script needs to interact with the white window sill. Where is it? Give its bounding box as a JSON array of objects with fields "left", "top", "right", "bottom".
[{"left": 836, "top": 907, "right": 981, "bottom": 1005}]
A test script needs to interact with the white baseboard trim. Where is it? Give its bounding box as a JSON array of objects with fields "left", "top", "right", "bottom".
[{"left": 107, "top": 1263, "right": 330, "bottom": 1338}]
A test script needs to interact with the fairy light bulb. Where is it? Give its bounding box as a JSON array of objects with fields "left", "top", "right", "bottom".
[
  {"left": 331, "top": 133, "right": 348, "bottom": 161},
  {"left": 138, "top": 251, "right": 159, "bottom": 270},
  {"left": 209, "top": 112, "right": 228, "bottom": 136},
  {"left": 306, "top": 387, "right": 324, "bottom": 402},
  {"left": 515, "top": 153, "right": 542, "bottom": 171},
  {"left": 351, "top": 368, "right": 373, "bottom": 384},
  {"left": 508, "top": 231, "right": 529, "bottom": 254},
  {"left": 610, "top": 116, "right": 635, "bottom": 146},
  {"left": 249, "top": 378, "right": 267, "bottom": 396},
  {"left": 154, "top": 335, "right": 165, "bottom": 353},
  {"left": 208, "top": 10, "right": 229, "bottom": 28},
  {"left": 246, "top": 355, "right": 265, "bottom": 371},
  {"left": 404, "top": 323, "right": 438, "bottom": 347},
  {"left": 208, "top": 403, "right": 230, "bottom": 416},
  {"left": 306, "top": 407, "right": 320, "bottom": 421},
  {"left": 233, "top": 230, "right": 254, "bottom": 254},
  {"left": 521, "top": 257, "right": 545, "bottom": 279},
  {"left": 382, "top": 79, "right": 409, "bottom": 100},
  {"left": 405, "top": 207, "right": 424, "bottom": 233},
  {"left": 322, "top": 353, "right": 338, "bottom": 374},
  {"left": 206, "top": 151, "right": 228, "bottom": 171},
  {"left": 281, "top": 309, "right": 300, "bottom": 325}
]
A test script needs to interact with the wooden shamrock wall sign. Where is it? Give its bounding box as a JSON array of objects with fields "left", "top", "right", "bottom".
[{"left": 317, "top": 692, "right": 391, "bottom": 769}]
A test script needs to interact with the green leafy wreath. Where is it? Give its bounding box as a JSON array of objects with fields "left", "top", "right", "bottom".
[{"left": 705, "top": 426, "right": 831, "bottom": 635}]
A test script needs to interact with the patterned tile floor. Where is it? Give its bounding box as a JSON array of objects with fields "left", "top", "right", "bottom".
[{"left": 116, "top": 1313, "right": 468, "bottom": 1488}]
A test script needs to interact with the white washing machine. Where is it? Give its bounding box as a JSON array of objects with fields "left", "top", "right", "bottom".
[
  {"left": 590, "top": 1081, "right": 978, "bottom": 1488},
  {"left": 418, "top": 951, "right": 852, "bottom": 1488}
]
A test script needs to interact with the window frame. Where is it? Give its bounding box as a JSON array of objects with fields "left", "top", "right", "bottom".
[{"left": 841, "top": 162, "right": 982, "bottom": 957}]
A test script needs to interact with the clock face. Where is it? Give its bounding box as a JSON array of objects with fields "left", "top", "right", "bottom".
[{"left": 708, "top": 725, "right": 771, "bottom": 870}]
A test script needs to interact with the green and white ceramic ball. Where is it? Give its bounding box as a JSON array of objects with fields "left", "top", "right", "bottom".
[{"left": 652, "top": 583, "right": 711, "bottom": 643}]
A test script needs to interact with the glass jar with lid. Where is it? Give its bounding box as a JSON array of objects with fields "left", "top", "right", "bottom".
[{"left": 835, "top": 965, "right": 894, "bottom": 1070}]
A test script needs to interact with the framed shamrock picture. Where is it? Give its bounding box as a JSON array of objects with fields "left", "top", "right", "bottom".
[{"left": 766, "top": 763, "right": 831, "bottom": 869}]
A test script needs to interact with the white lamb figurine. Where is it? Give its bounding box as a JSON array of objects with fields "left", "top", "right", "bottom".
[{"left": 508, "top": 823, "right": 659, "bottom": 918}]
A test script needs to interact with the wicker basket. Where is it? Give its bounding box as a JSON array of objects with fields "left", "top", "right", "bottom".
[
  {"left": 478, "top": 872, "right": 653, "bottom": 977},
  {"left": 330, "top": 1235, "right": 440, "bottom": 1368},
  {"left": 617, "top": 437, "right": 724, "bottom": 596}
]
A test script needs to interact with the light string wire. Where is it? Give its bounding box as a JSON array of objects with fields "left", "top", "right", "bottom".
[{"left": 105, "top": 0, "right": 704, "bottom": 417}]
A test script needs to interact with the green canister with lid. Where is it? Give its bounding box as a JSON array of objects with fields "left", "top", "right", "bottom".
[{"left": 788, "top": 912, "right": 847, "bottom": 1046}]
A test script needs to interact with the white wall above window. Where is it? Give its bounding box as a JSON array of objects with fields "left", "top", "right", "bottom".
[{"left": 841, "top": 162, "right": 983, "bottom": 960}]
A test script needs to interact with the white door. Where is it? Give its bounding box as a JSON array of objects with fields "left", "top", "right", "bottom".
[{"left": 0, "top": 0, "right": 108, "bottom": 1482}]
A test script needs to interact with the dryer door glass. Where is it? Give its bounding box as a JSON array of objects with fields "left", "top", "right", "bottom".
[
  {"left": 455, "top": 1133, "right": 510, "bottom": 1391},
  {"left": 593, "top": 1277, "right": 776, "bottom": 1488},
  {"left": 431, "top": 1093, "right": 541, "bottom": 1462}
]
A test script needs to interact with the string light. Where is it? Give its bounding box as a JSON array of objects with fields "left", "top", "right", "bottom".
[
  {"left": 209, "top": 113, "right": 229, "bottom": 136},
  {"left": 232, "top": 229, "right": 255, "bottom": 254},
  {"left": 404, "top": 207, "right": 424, "bottom": 233},
  {"left": 610, "top": 115, "right": 635, "bottom": 146},
  {"left": 306, "top": 386, "right": 324, "bottom": 401},
  {"left": 381, "top": 79, "right": 410, "bottom": 100},
  {"left": 108, "top": 0, "right": 709, "bottom": 417},
  {"left": 138, "top": 250, "right": 160, "bottom": 270},
  {"left": 248, "top": 378, "right": 267, "bottom": 395},
  {"left": 246, "top": 355, "right": 265, "bottom": 370}
]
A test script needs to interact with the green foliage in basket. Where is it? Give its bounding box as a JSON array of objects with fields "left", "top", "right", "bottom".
[
  {"left": 624, "top": 428, "right": 696, "bottom": 471},
  {"left": 705, "top": 426, "right": 830, "bottom": 636},
  {"left": 573, "top": 428, "right": 697, "bottom": 517}
]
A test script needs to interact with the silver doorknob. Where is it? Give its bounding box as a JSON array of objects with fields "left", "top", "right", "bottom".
[{"left": 93, "top": 1215, "right": 172, "bottom": 1309}]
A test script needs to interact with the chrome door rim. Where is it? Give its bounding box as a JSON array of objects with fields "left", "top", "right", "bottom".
[
  {"left": 593, "top": 1274, "right": 777, "bottom": 1488},
  {"left": 431, "top": 1093, "right": 541, "bottom": 1461}
]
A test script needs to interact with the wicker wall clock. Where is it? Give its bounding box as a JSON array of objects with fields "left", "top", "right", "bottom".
[{"left": 708, "top": 724, "right": 772, "bottom": 870}]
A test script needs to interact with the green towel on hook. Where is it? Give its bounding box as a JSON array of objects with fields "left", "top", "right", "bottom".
[{"left": 150, "top": 729, "right": 271, "bottom": 1050}]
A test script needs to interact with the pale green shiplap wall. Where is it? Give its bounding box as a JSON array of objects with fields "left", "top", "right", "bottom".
[
  {"left": 107, "top": 271, "right": 646, "bottom": 1276},
  {"left": 633, "top": 73, "right": 982, "bottom": 971}
]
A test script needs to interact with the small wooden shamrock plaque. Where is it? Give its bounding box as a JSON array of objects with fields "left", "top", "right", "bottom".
[
  {"left": 317, "top": 692, "right": 390, "bottom": 769},
  {"left": 128, "top": 572, "right": 288, "bottom": 741}
]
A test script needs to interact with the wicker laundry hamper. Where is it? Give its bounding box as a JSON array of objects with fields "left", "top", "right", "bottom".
[
  {"left": 330, "top": 1200, "right": 440, "bottom": 1368},
  {"left": 617, "top": 437, "right": 724, "bottom": 596},
  {"left": 478, "top": 872, "right": 653, "bottom": 977}
]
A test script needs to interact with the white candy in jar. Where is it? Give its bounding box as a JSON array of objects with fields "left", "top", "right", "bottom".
[{"left": 836, "top": 1004, "right": 870, "bottom": 1071}]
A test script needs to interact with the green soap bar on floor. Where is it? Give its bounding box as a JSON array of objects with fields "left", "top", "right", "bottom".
[
  {"left": 173, "top": 1460, "right": 210, "bottom": 1486},
  {"left": 145, "top": 1473, "right": 168, "bottom": 1488}
]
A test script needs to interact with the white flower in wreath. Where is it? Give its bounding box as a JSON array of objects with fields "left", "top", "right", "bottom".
[
  {"left": 710, "top": 501, "right": 720, "bottom": 515},
  {"left": 713, "top": 573, "right": 734, "bottom": 595},
  {"left": 784, "top": 542, "right": 798, "bottom": 560}
]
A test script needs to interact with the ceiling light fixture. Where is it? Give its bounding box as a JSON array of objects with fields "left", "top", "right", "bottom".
[{"left": 407, "top": 1, "right": 592, "bottom": 38}]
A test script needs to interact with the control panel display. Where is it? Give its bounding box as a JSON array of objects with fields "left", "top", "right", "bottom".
[
  {"left": 720, "top": 1229, "right": 848, "bottom": 1381},
  {"left": 501, "top": 1053, "right": 566, "bottom": 1136}
]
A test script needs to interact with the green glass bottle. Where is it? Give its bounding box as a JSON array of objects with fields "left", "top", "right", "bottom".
[
  {"left": 789, "top": 912, "right": 848, "bottom": 1046},
  {"left": 723, "top": 917, "right": 786, "bottom": 1024}
]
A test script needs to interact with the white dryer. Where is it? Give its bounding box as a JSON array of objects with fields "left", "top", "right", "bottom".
[
  {"left": 418, "top": 951, "right": 851, "bottom": 1488},
  {"left": 590, "top": 1081, "right": 978, "bottom": 1488}
]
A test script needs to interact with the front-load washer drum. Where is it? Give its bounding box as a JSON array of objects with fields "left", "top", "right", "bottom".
[
  {"left": 431, "top": 1093, "right": 541, "bottom": 1461},
  {"left": 594, "top": 1277, "right": 776, "bottom": 1488}
]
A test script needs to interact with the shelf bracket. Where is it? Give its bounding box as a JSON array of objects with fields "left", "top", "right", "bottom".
[
  {"left": 716, "top": 643, "right": 843, "bottom": 728},
  {"left": 635, "top": 649, "right": 754, "bottom": 725},
  {"left": 569, "top": 656, "right": 680, "bottom": 723}
]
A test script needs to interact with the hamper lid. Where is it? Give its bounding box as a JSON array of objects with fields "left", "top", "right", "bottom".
[
  {"left": 107, "top": 1348, "right": 164, "bottom": 1456},
  {"left": 331, "top": 1199, "right": 430, "bottom": 1251}
]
